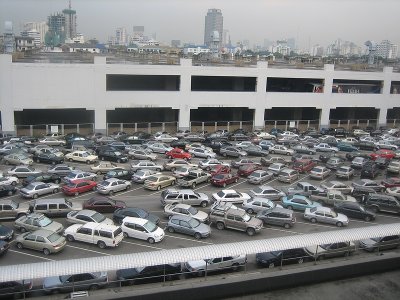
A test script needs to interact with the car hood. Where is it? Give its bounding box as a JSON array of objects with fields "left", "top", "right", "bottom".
[
  {"left": 196, "top": 192, "right": 209, "bottom": 200},
  {"left": 101, "top": 217, "right": 114, "bottom": 225},
  {"left": 43, "top": 276, "right": 63, "bottom": 289},
  {"left": 359, "top": 238, "right": 377, "bottom": 247},
  {"left": 45, "top": 221, "right": 64, "bottom": 233},
  {"left": 71, "top": 202, "right": 83, "bottom": 210},
  {"left": 194, "top": 211, "right": 209, "bottom": 221}
]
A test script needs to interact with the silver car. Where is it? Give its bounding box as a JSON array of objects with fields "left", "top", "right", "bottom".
[
  {"left": 5, "top": 166, "right": 41, "bottom": 178},
  {"left": 219, "top": 146, "right": 247, "bottom": 158},
  {"left": 247, "top": 170, "right": 274, "bottom": 184},
  {"left": 310, "top": 166, "right": 331, "bottom": 180},
  {"left": 188, "top": 147, "right": 216, "bottom": 159},
  {"left": 335, "top": 166, "right": 355, "bottom": 180},
  {"left": 43, "top": 272, "right": 108, "bottom": 293},
  {"left": 47, "top": 164, "right": 75, "bottom": 176},
  {"left": 66, "top": 209, "right": 113, "bottom": 225},
  {"left": 160, "top": 189, "right": 210, "bottom": 207},
  {"left": 147, "top": 142, "right": 173, "bottom": 154},
  {"left": 15, "top": 229, "right": 66, "bottom": 255},
  {"left": 131, "top": 169, "right": 162, "bottom": 183},
  {"left": 198, "top": 159, "right": 228, "bottom": 171},
  {"left": 249, "top": 185, "right": 286, "bottom": 200},
  {"left": 359, "top": 235, "right": 400, "bottom": 252},
  {"left": 63, "top": 170, "right": 97, "bottom": 183},
  {"left": 14, "top": 213, "right": 64, "bottom": 233},
  {"left": 3, "top": 154, "right": 33, "bottom": 165},
  {"left": 269, "top": 145, "right": 294, "bottom": 156},
  {"left": 0, "top": 199, "right": 30, "bottom": 220},
  {"left": 305, "top": 242, "right": 356, "bottom": 260},
  {"left": 130, "top": 160, "right": 164, "bottom": 172},
  {"left": 242, "top": 197, "right": 282, "bottom": 214},
  {"left": 304, "top": 206, "right": 349, "bottom": 227},
  {"left": 129, "top": 149, "right": 158, "bottom": 161},
  {"left": 166, "top": 214, "right": 211, "bottom": 239},
  {"left": 19, "top": 182, "right": 60, "bottom": 199},
  {"left": 96, "top": 178, "right": 131, "bottom": 195},
  {"left": 163, "top": 203, "right": 209, "bottom": 223}
]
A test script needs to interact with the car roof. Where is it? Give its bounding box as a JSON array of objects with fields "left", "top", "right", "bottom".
[
  {"left": 221, "top": 189, "right": 237, "bottom": 193},
  {"left": 81, "top": 222, "right": 118, "bottom": 230},
  {"left": 314, "top": 206, "right": 332, "bottom": 212},
  {"left": 77, "top": 209, "right": 97, "bottom": 217},
  {"left": 30, "top": 229, "right": 56, "bottom": 237},
  {"left": 173, "top": 203, "right": 191, "bottom": 209},
  {"left": 169, "top": 214, "right": 192, "bottom": 221},
  {"left": 122, "top": 217, "right": 148, "bottom": 225}
]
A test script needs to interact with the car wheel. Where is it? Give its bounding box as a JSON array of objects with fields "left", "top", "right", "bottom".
[
  {"left": 74, "top": 191, "right": 79, "bottom": 196},
  {"left": 86, "top": 160, "right": 91, "bottom": 164},
  {"left": 117, "top": 159, "right": 121, "bottom": 163},
  {"left": 336, "top": 221, "right": 343, "bottom": 227},
  {"left": 223, "top": 152, "right": 227, "bottom": 157},
  {"left": 309, "top": 151, "right": 314, "bottom": 155},
  {"left": 96, "top": 171, "right": 102, "bottom": 175},
  {"left": 101, "top": 157, "right": 105, "bottom": 161},
  {"left": 11, "top": 181, "right": 17, "bottom": 186},
  {"left": 317, "top": 255, "right": 325, "bottom": 261},
  {"left": 216, "top": 222, "right": 225, "bottom": 230},
  {"left": 222, "top": 182, "right": 227, "bottom": 188},
  {"left": 287, "top": 205, "right": 293, "bottom": 210},
  {"left": 371, "top": 206, "right": 379, "bottom": 213},
  {"left": 89, "top": 285, "right": 99, "bottom": 291},
  {"left": 157, "top": 185, "right": 161, "bottom": 191},
  {"left": 66, "top": 234, "right": 74, "bottom": 242},
  {"left": 246, "top": 228, "right": 256, "bottom": 236},
  {"left": 171, "top": 180, "right": 176, "bottom": 186},
  {"left": 168, "top": 156, "right": 172, "bottom": 159},
  {"left": 7, "top": 190, "right": 13, "bottom": 196},
  {"left": 53, "top": 188, "right": 59, "bottom": 193},
  {"left": 147, "top": 237, "right": 155, "bottom": 244},
  {"left": 123, "top": 232, "right": 128, "bottom": 238},
  {"left": 16, "top": 242, "right": 23, "bottom": 249},
  {"left": 283, "top": 223, "right": 291, "bottom": 229},
  {"left": 286, "top": 152, "right": 290, "bottom": 156},
  {"left": 109, "top": 190, "right": 114, "bottom": 196},
  {"left": 231, "top": 263, "right": 240, "bottom": 271},
  {"left": 310, "top": 218, "right": 317, "bottom": 223},
  {"left": 43, "top": 248, "right": 50, "bottom": 256},
  {"left": 344, "top": 251, "right": 350, "bottom": 257},
  {"left": 235, "top": 178, "right": 239, "bottom": 183},
  {"left": 247, "top": 208, "right": 254, "bottom": 214},
  {"left": 170, "top": 167, "right": 176, "bottom": 172},
  {"left": 200, "top": 201, "right": 208, "bottom": 208},
  {"left": 297, "top": 258, "right": 304, "bottom": 264},
  {"left": 19, "top": 227, "right": 26, "bottom": 233},
  {"left": 4, "top": 160, "right": 8, "bottom": 165},
  {"left": 33, "top": 193, "right": 38, "bottom": 199},
  {"left": 197, "top": 270, "right": 205, "bottom": 277},
  {"left": 194, "top": 232, "right": 202, "bottom": 240},
  {"left": 268, "top": 262, "right": 275, "bottom": 268},
  {"left": 69, "top": 158, "right": 73, "bottom": 162},
  {"left": 270, "top": 150, "right": 275, "bottom": 154},
  {"left": 97, "top": 241, "right": 106, "bottom": 249},
  {"left": 192, "top": 182, "right": 196, "bottom": 189},
  {"left": 364, "top": 216, "right": 372, "bottom": 222},
  {"left": 167, "top": 226, "right": 174, "bottom": 233}
]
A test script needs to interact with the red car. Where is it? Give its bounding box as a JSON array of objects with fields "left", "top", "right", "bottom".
[
  {"left": 370, "top": 149, "right": 395, "bottom": 160},
  {"left": 210, "top": 164, "right": 231, "bottom": 176},
  {"left": 83, "top": 196, "right": 127, "bottom": 213},
  {"left": 292, "top": 159, "right": 317, "bottom": 173},
  {"left": 381, "top": 177, "right": 400, "bottom": 188},
  {"left": 61, "top": 179, "right": 97, "bottom": 196},
  {"left": 237, "top": 164, "right": 262, "bottom": 177},
  {"left": 166, "top": 148, "right": 192, "bottom": 160},
  {"left": 210, "top": 173, "right": 240, "bottom": 187}
]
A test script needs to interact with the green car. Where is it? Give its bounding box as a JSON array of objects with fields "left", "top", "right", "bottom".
[{"left": 337, "top": 143, "right": 359, "bottom": 152}]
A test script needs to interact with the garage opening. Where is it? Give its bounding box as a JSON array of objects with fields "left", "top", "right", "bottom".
[
  {"left": 191, "top": 76, "right": 256, "bottom": 92},
  {"left": 266, "top": 78, "right": 324, "bottom": 93},
  {"left": 391, "top": 81, "right": 400, "bottom": 94},
  {"left": 387, "top": 108, "right": 400, "bottom": 127},
  {"left": 106, "top": 75, "right": 180, "bottom": 91},
  {"left": 190, "top": 107, "right": 254, "bottom": 132},
  {"left": 107, "top": 108, "right": 179, "bottom": 134},
  {"left": 264, "top": 107, "right": 321, "bottom": 130},
  {"left": 332, "top": 79, "right": 382, "bottom": 94},
  {"left": 329, "top": 107, "right": 379, "bottom": 129},
  {"left": 14, "top": 109, "right": 94, "bottom": 136}
]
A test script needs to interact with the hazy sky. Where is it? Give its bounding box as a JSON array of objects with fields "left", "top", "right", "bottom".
[{"left": 1, "top": 0, "right": 399, "bottom": 49}]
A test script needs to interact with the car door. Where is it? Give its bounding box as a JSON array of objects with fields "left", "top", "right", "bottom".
[
  {"left": 0, "top": 204, "right": 15, "bottom": 219},
  {"left": 132, "top": 223, "right": 148, "bottom": 241},
  {"left": 178, "top": 220, "right": 192, "bottom": 235},
  {"left": 314, "top": 210, "right": 326, "bottom": 223},
  {"left": 207, "top": 257, "right": 222, "bottom": 272},
  {"left": 187, "top": 193, "right": 201, "bottom": 206},
  {"left": 23, "top": 233, "right": 37, "bottom": 250},
  {"left": 75, "top": 227, "right": 93, "bottom": 243}
]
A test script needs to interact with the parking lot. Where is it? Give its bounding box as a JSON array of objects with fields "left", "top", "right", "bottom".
[{"left": 1, "top": 142, "right": 400, "bottom": 271}]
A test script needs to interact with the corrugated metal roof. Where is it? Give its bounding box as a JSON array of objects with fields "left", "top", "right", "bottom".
[{"left": 1, "top": 223, "right": 399, "bottom": 282}]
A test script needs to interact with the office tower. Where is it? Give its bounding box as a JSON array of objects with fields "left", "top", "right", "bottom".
[
  {"left": 23, "top": 22, "right": 48, "bottom": 45},
  {"left": 204, "top": 8, "right": 223, "bottom": 48},
  {"left": 116, "top": 27, "right": 127, "bottom": 46},
  {"left": 62, "top": 1, "right": 77, "bottom": 40}
]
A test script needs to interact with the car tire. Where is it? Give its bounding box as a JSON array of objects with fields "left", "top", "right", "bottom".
[
  {"left": 16, "top": 242, "right": 23, "bottom": 249},
  {"left": 371, "top": 206, "right": 379, "bottom": 213},
  {"left": 200, "top": 201, "right": 208, "bottom": 208},
  {"left": 223, "top": 152, "right": 227, "bottom": 157},
  {"left": 286, "top": 152, "right": 290, "bottom": 156},
  {"left": 336, "top": 221, "right": 343, "bottom": 227},
  {"left": 270, "top": 150, "right": 275, "bottom": 154},
  {"left": 123, "top": 232, "right": 128, "bottom": 238},
  {"left": 364, "top": 216, "right": 372, "bottom": 222},
  {"left": 69, "top": 158, "right": 73, "bottom": 162},
  {"left": 96, "top": 171, "right": 102, "bottom": 175},
  {"left": 216, "top": 222, "right": 225, "bottom": 230},
  {"left": 11, "top": 181, "right": 17, "bottom": 186},
  {"left": 284, "top": 223, "right": 291, "bottom": 229},
  {"left": 147, "top": 237, "right": 155, "bottom": 244},
  {"left": 171, "top": 180, "right": 176, "bottom": 186},
  {"left": 7, "top": 190, "right": 13, "bottom": 196},
  {"left": 232, "top": 263, "right": 240, "bottom": 271},
  {"left": 86, "top": 160, "right": 91, "bottom": 164},
  {"left": 109, "top": 190, "right": 114, "bottom": 196},
  {"left": 246, "top": 228, "right": 256, "bottom": 236},
  {"left": 97, "top": 241, "right": 106, "bottom": 249},
  {"left": 247, "top": 208, "right": 254, "bottom": 214},
  {"left": 66, "top": 235, "right": 74, "bottom": 242},
  {"left": 297, "top": 258, "right": 304, "bottom": 264},
  {"left": 192, "top": 182, "right": 196, "bottom": 189},
  {"left": 33, "top": 193, "right": 38, "bottom": 199},
  {"left": 287, "top": 205, "right": 293, "bottom": 210},
  {"left": 197, "top": 270, "right": 205, "bottom": 277},
  {"left": 309, "top": 151, "right": 314, "bottom": 155},
  {"left": 53, "top": 188, "right": 58, "bottom": 193},
  {"left": 222, "top": 182, "right": 227, "bottom": 188},
  {"left": 268, "top": 262, "right": 275, "bottom": 268},
  {"left": 317, "top": 255, "right": 325, "bottom": 261},
  {"left": 43, "top": 248, "right": 50, "bottom": 255},
  {"left": 117, "top": 159, "right": 121, "bottom": 163},
  {"left": 194, "top": 232, "right": 202, "bottom": 240},
  {"left": 89, "top": 285, "right": 99, "bottom": 291},
  {"left": 167, "top": 226, "right": 174, "bottom": 233}
]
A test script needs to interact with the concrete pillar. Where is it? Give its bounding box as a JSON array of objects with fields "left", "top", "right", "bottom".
[
  {"left": 378, "top": 108, "right": 388, "bottom": 128},
  {"left": 382, "top": 67, "right": 393, "bottom": 95},
  {"left": 178, "top": 105, "right": 190, "bottom": 130},
  {"left": 253, "top": 61, "right": 268, "bottom": 130},
  {"left": 253, "top": 108, "right": 265, "bottom": 130},
  {"left": 320, "top": 108, "right": 330, "bottom": 128},
  {"left": 0, "top": 55, "right": 15, "bottom": 134},
  {"left": 177, "top": 59, "right": 192, "bottom": 130},
  {"left": 94, "top": 108, "right": 107, "bottom": 134}
]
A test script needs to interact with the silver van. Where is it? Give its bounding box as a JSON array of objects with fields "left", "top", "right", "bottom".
[{"left": 30, "top": 198, "right": 82, "bottom": 217}]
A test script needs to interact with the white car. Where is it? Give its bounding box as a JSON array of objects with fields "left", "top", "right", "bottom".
[
  {"left": 198, "top": 159, "right": 228, "bottom": 171},
  {"left": 254, "top": 131, "right": 276, "bottom": 140},
  {"left": 0, "top": 176, "right": 19, "bottom": 186},
  {"left": 164, "top": 203, "right": 209, "bottom": 223},
  {"left": 212, "top": 189, "right": 251, "bottom": 204},
  {"left": 184, "top": 255, "right": 247, "bottom": 276},
  {"left": 66, "top": 209, "right": 113, "bottom": 225},
  {"left": 188, "top": 147, "right": 216, "bottom": 159},
  {"left": 63, "top": 170, "right": 97, "bottom": 183},
  {"left": 65, "top": 151, "right": 98, "bottom": 164},
  {"left": 154, "top": 134, "right": 178, "bottom": 143},
  {"left": 39, "top": 137, "right": 66, "bottom": 146},
  {"left": 120, "top": 217, "right": 164, "bottom": 244},
  {"left": 96, "top": 178, "right": 131, "bottom": 195}
]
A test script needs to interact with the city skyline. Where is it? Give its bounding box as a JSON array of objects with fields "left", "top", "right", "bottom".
[{"left": 1, "top": 0, "right": 399, "bottom": 49}]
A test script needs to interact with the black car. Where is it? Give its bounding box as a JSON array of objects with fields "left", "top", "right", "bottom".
[
  {"left": 21, "top": 173, "right": 62, "bottom": 187},
  {"left": 350, "top": 187, "right": 377, "bottom": 201},
  {"left": 0, "top": 185, "right": 17, "bottom": 198},
  {"left": 203, "top": 139, "right": 232, "bottom": 153},
  {"left": 47, "top": 164, "right": 75, "bottom": 176},
  {"left": 0, "top": 225, "right": 14, "bottom": 241},
  {"left": 113, "top": 207, "right": 160, "bottom": 225},
  {"left": 361, "top": 162, "right": 380, "bottom": 179},
  {"left": 170, "top": 139, "right": 190, "bottom": 150},
  {"left": 0, "top": 240, "right": 10, "bottom": 256},
  {"left": 0, "top": 280, "right": 32, "bottom": 299},
  {"left": 94, "top": 145, "right": 117, "bottom": 155},
  {"left": 32, "top": 153, "right": 64, "bottom": 165},
  {"left": 345, "top": 152, "right": 370, "bottom": 161},
  {"left": 116, "top": 264, "right": 181, "bottom": 285},
  {"left": 98, "top": 150, "right": 128, "bottom": 163},
  {"left": 107, "top": 142, "right": 127, "bottom": 151},
  {"left": 319, "top": 153, "right": 335, "bottom": 163},
  {"left": 123, "top": 132, "right": 152, "bottom": 145},
  {"left": 374, "top": 157, "right": 390, "bottom": 169},
  {"left": 256, "top": 248, "right": 312, "bottom": 268},
  {"left": 334, "top": 202, "right": 376, "bottom": 222},
  {"left": 354, "top": 141, "right": 376, "bottom": 151},
  {"left": 103, "top": 168, "right": 134, "bottom": 181}
]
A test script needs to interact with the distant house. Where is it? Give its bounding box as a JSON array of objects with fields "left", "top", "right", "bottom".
[{"left": 64, "top": 43, "right": 101, "bottom": 53}]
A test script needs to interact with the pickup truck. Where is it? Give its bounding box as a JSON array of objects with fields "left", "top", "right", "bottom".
[
  {"left": 287, "top": 181, "right": 324, "bottom": 196},
  {"left": 310, "top": 191, "right": 357, "bottom": 206},
  {"left": 177, "top": 170, "right": 211, "bottom": 188}
]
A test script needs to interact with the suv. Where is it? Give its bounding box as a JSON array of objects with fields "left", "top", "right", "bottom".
[
  {"left": 29, "top": 198, "right": 82, "bottom": 217},
  {"left": 363, "top": 194, "right": 400, "bottom": 214},
  {"left": 209, "top": 208, "right": 263, "bottom": 236}
]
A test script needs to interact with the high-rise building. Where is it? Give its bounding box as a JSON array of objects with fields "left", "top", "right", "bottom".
[
  {"left": 3, "top": 21, "right": 15, "bottom": 53},
  {"left": 115, "top": 27, "right": 127, "bottom": 46},
  {"left": 45, "top": 13, "right": 65, "bottom": 46},
  {"left": 204, "top": 8, "right": 223, "bottom": 49},
  {"left": 23, "top": 22, "right": 48, "bottom": 45},
  {"left": 376, "top": 40, "right": 398, "bottom": 59},
  {"left": 62, "top": 1, "right": 77, "bottom": 40}
]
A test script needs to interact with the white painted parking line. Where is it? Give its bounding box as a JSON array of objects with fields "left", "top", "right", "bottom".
[
  {"left": 263, "top": 227, "right": 303, "bottom": 235},
  {"left": 65, "top": 245, "right": 111, "bottom": 256},
  {"left": 349, "top": 219, "right": 379, "bottom": 225},
  {"left": 296, "top": 221, "right": 338, "bottom": 228},
  {"left": 165, "top": 234, "right": 214, "bottom": 245},
  {"left": 8, "top": 250, "right": 55, "bottom": 261},
  {"left": 122, "top": 240, "right": 165, "bottom": 250},
  {"left": 376, "top": 214, "right": 400, "bottom": 220}
]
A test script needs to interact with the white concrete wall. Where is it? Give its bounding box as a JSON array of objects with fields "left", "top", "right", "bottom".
[{"left": 1, "top": 54, "right": 400, "bottom": 133}]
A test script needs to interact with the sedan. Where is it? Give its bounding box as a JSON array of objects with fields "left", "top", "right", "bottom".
[
  {"left": 333, "top": 202, "right": 376, "bottom": 221},
  {"left": 163, "top": 160, "right": 196, "bottom": 171},
  {"left": 43, "top": 272, "right": 108, "bottom": 293},
  {"left": 61, "top": 179, "right": 97, "bottom": 196},
  {"left": 83, "top": 196, "right": 126, "bottom": 213},
  {"left": 220, "top": 146, "right": 247, "bottom": 158},
  {"left": 3, "top": 154, "right": 33, "bottom": 166},
  {"left": 147, "top": 142, "right": 173, "bottom": 154},
  {"left": 381, "top": 177, "right": 400, "bottom": 188},
  {"left": 66, "top": 210, "right": 113, "bottom": 225},
  {"left": 0, "top": 185, "right": 17, "bottom": 197},
  {"left": 166, "top": 148, "right": 192, "bottom": 160},
  {"left": 314, "top": 143, "right": 338, "bottom": 153},
  {"left": 310, "top": 166, "right": 331, "bottom": 180},
  {"left": 247, "top": 170, "right": 273, "bottom": 184},
  {"left": 359, "top": 235, "right": 400, "bottom": 252},
  {"left": 154, "top": 134, "right": 178, "bottom": 143},
  {"left": 131, "top": 160, "right": 164, "bottom": 172},
  {"left": 198, "top": 159, "right": 227, "bottom": 171},
  {"left": 292, "top": 144, "right": 316, "bottom": 155},
  {"left": 19, "top": 182, "right": 60, "bottom": 199},
  {"left": 212, "top": 189, "right": 251, "bottom": 204},
  {"left": 244, "top": 146, "right": 269, "bottom": 157},
  {"left": 370, "top": 149, "right": 396, "bottom": 160},
  {"left": 210, "top": 173, "right": 239, "bottom": 187},
  {"left": 336, "top": 166, "right": 355, "bottom": 180},
  {"left": 281, "top": 195, "right": 322, "bottom": 211},
  {"left": 47, "top": 164, "right": 75, "bottom": 176},
  {"left": 320, "top": 181, "right": 353, "bottom": 194},
  {"left": 121, "top": 217, "right": 164, "bottom": 244},
  {"left": 188, "top": 147, "right": 216, "bottom": 159},
  {"left": 237, "top": 164, "right": 262, "bottom": 177},
  {"left": 32, "top": 153, "right": 64, "bottom": 165},
  {"left": 164, "top": 203, "right": 209, "bottom": 223},
  {"left": 128, "top": 149, "right": 157, "bottom": 161},
  {"left": 0, "top": 176, "right": 19, "bottom": 186},
  {"left": 15, "top": 229, "right": 66, "bottom": 255},
  {"left": 131, "top": 169, "right": 162, "bottom": 183},
  {"left": 14, "top": 213, "right": 64, "bottom": 233},
  {"left": 352, "top": 179, "right": 385, "bottom": 192},
  {"left": 304, "top": 206, "right": 349, "bottom": 227},
  {"left": 242, "top": 197, "right": 281, "bottom": 214},
  {"left": 39, "top": 137, "right": 66, "bottom": 146},
  {"left": 113, "top": 207, "right": 160, "bottom": 225},
  {"left": 0, "top": 240, "right": 10, "bottom": 256},
  {"left": 63, "top": 171, "right": 97, "bottom": 183},
  {"left": 336, "top": 142, "right": 359, "bottom": 152},
  {"left": 249, "top": 185, "right": 286, "bottom": 200},
  {"left": 144, "top": 175, "right": 176, "bottom": 191},
  {"left": 268, "top": 145, "right": 294, "bottom": 156},
  {"left": 0, "top": 224, "right": 14, "bottom": 241},
  {"left": 305, "top": 242, "right": 356, "bottom": 260},
  {"left": 96, "top": 178, "right": 131, "bottom": 195},
  {"left": 166, "top": 215, "right": 211, "bottom": 239},
  {"left": 90, "top": 161, "right": 119, "bottom": 175}
]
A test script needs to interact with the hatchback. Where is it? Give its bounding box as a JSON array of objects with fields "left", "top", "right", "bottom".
[
  {"left": 121, "top": 217, "right": 164, "bottom": 244},
  {"left": 242, "top": 197, "right": 281, "bottom": 214},
  {"left": 166, "top": 215, "right": 211, "bottom": 239},
  {"left": 310, "top": 166, "right": 331, "bottom": 180}
]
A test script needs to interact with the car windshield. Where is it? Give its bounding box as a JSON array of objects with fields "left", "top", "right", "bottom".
[
  {"left": 65, "top": 181, "right": 76, "bottom": 187},
  {"left": 338, "top": 167, "right": 348, "bottom": 172},
  {"left": 38, "top": 217, "right": 52, "bottom": 227},
  {"left": 92, "top": 212, "right": 106, "bottom": 223},
  {"left": 146, "top": 176, "right": 157, "bottom": 182},
  {"left": 188, "top": 207, "right": 198, "bottom": 215},
  {"left": 243, "top": 213, "right": 251, "bottom": 222},
  {"left": 188, "top": 218, "right": 201, "bottom": 228},
  {"left": 25, "top": 184, "right": 35, "bottom": 190},
  {"left": 47, "top": 232, "right": 61, "bottom": 243},
  {"left": 214, "top": 174, "right": 224, "bottom": 179},
  {"left": 143, "top": 221, "right": 157, "bottom": 232},
  {"left": 310, "top": 207, "right": 318, "bottom": 213},
  {"left": 216, "top": 191, "right": 224, "bottom": 198},
  {"left": 10, "top": 200, "right": 18, "bottom": 209},
  {"left": 114, "top": 227, "right": 122, "bottom": 237}
]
